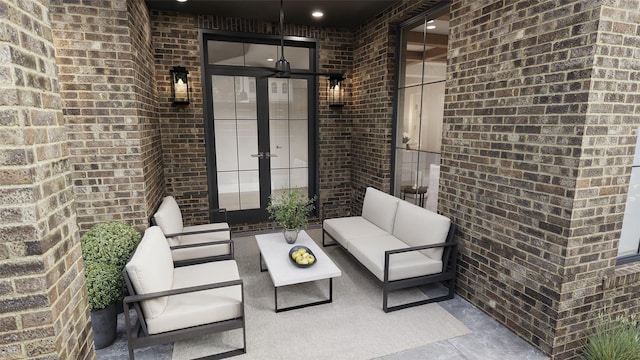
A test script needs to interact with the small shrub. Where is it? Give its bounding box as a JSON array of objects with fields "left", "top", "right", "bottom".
[
  {"left": 81, "top": 221, "right": 141, "bottom": 309},
  {"left": 580, "top": 312, "right": 640, "bottom": 360},
  {"left": 80, "top": 221, "right": 141, "bottom": 269},
  {"left": 84, "top": 261, "right": 123, "bottom": 312}
]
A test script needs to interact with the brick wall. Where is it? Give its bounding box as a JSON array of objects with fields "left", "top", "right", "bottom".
[
  {"left": 150, "top": 2, "right": 443, "bottom": 226},
  {"left": 0, "top": 0, "right": 92, "bottom": 358},
  {"left": 50, "top": 0, "right": 164, "bottom": 233},
  {"left": 350, "top": 0, "right": 440, "bottom": 211},
  {"left": 128, "top": 0, "right": 165, "bottom": 222},
  {"left": 442, "top": 1, "right": 640, "bottom": 358},
  {"left": 151, "top": 11, "right": 356, "bottom": 229}
]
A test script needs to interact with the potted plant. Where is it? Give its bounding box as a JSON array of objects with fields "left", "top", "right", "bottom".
[
  {"left": 267, "top": 189, "right": 316, "bottom": 243},
  {"left": 80, "top": 221, "right": 141, "bottom": 349},
  {"left": 84, "top": 261, "right": 123, "bottom": 349}
]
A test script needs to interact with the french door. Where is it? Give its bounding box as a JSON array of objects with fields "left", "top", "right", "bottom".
[{"left": 205, "top": 70, "right": 316, "bottom": 223}]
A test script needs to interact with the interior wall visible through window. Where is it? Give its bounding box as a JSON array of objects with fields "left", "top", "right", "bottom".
[{"left": 392, "top": 4, "right": 450, "bottom": 210}]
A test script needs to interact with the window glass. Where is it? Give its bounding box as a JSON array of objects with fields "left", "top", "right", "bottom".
[
  {"left": 618, "top": 127, "right": 640, "bottom": 261},
  {"left": 393, "top": 8, "right": 449, "bottom": 203},
  {"left": 208, "top": 40, "right": 310, "bottom": 71}
]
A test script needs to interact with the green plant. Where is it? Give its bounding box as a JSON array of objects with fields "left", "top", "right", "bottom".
[
  {"left": 580, "top": 312, "right": 640, "bottom": 360},
  {"left": 80, "top": 221, "right": 141, "bottom": 269},
  {"left": 80, "top": 221, "right": 141, "bottom": 309},
  {"left": 84, "top": 261, "right": 123, "bottom": 312},
  {"left": 267, "top": 190, "right": 316, "bottom": 230}
]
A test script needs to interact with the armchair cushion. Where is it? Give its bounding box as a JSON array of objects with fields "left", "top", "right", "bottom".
[
  {"left": 170, "top": 223, "right": 231, "bottom": 262},
  {"left": 146, "top": 260, "right": 242, "bottom": 335},
  {"left": 125, "top": 226, "right": 174, "bottom": 319},
  {"left": 153, "top": 196, "right": 184, "bottom": 234}
]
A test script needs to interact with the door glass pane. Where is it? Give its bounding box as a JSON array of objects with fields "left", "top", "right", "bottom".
[
  {"left": 269, "top": 78, "right": 289, "bottom": 119},
  {"left": 212, "top": 75, "right": 260, "bottom": 211},
  {"left": 269, "top": 78, "right": 309, "bottom": 194}
]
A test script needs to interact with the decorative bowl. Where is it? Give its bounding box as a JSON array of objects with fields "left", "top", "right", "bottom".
[{"left": 288, "top": 246, "right": 317, "bottom": 268}]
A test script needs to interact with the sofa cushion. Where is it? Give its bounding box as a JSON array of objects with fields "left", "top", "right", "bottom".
[
  {"left": 170, "top": 223, "right": 232, "bottom": 261},
  {"left": 125, "top": 226, "right": 174, "bottom": 320},
  {"left": 348, "top": 235, "right": 443, "bottom": 282},
  {"left": 153, "top": 196, "right": 184, "bottom": 234},
  {"left": 392, "top": 201, "right": 451, "bottom": 260},
  {"left": 323, "top": 216, "right": 388, "bottom": 249},
  {"left": 145, "top": 260, "right": 242, "bottom": 335},
  {"left": 361, "top": 187, "right": 399, "bottom": 234}
]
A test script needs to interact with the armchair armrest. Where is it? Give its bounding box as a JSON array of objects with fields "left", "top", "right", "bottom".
[
  {"left": 124, "top": 278, "right": 243, "bottom": 304},
  {"left": 169, "top": 238, "right": 233, "bottom": 251},
  {"left": 164, "top": 225, "right": 230, "bottom": 239}
]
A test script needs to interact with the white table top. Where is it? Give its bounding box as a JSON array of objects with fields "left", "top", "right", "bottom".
[{"left": 255, "top": 230, "right": 342, "bottom": 287}]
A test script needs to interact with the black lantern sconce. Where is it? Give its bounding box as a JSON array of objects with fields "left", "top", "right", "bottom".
[
  {"left": 171, "top": 66, "right": 190, "bottom": 104},
  {"left": 328, "top": 74, "right": 345, "bottom": 107}
]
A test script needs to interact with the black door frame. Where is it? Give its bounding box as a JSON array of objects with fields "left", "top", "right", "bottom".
[{"left": 200, "top": 30, "right": 319, "bottom": 224}]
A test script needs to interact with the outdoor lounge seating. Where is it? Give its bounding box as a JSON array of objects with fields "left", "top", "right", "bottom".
[
  {"left": 123, "top": 226, "right": 246, "bottom": 359},
  {"left": 152, "top": 195, "right": 233, "bottom": 266},
  {"left": 322, "top": 187, "right": 457, "bottom": 312}
]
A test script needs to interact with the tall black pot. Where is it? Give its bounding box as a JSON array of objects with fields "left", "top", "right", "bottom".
[{"left": 91, "top": 302, "right": 117, "bottom": 349}]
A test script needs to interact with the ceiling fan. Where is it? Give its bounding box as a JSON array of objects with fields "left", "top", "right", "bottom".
[{"left": 270, "top": 0, "right": 344, "bottom": 80}]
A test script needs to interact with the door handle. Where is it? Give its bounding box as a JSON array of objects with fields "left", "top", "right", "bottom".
[
  {"left": 251, "top": 152, "right": 264, "bottom": 159},
  {"left": 266, "top": 152, "right": 278, "bottom": 159}
]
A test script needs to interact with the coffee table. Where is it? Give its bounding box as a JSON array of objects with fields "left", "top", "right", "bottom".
[{"left": 255, "top": 230, "right": 342, "bottom": 312}]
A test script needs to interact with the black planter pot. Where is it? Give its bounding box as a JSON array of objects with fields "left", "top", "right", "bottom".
[{"left": 91, "top": 302, "right": 117, "bottom": 349}]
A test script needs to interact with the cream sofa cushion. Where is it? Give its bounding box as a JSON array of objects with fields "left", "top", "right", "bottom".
[
  {"left": 348, "top": 235, "right": 443, "bottom": 282},
  {"left": 361, "top": 187, "right": 399, "bottom": 234},
  {"left": 145, "top": 260, "right": 242, "bottom": 335},
  {"left": 125, "top": 226, "right": 174, "bottom": 319},
  {"left": 323, "top": 216, "right": 388, "bottom": 249},
  {"left": 392, "top": 201, "right": 451, "bottom": 260},
  {"left": 153, "top": 196, "right": 184, "bottom": 234}
]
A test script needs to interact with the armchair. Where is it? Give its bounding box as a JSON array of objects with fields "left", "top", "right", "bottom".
[
  {"left": 123, "top": 226, "right": 245, "bottom": 359},
  {"left": 152, "top": 196, "right": 233, "bottom": 265}
]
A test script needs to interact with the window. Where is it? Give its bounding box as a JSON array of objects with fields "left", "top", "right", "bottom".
[
  {"left": 618, "top": 128, "right": 640, "bottom": 264},
  {"left": 392, "top": 4, "right": 450, "bottom": 208}
]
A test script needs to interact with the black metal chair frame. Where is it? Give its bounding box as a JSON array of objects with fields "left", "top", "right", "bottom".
[{"left": 122, "top": 269, "right": 246, "bottom": 360}]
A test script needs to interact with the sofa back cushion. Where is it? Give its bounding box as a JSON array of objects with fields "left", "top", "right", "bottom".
[
  {"left": 362, "top": 187, "right": 400, "bottom": 234},
  {"left": 125, "top": 226, "right": 174, "bottom": 319},
  {"left": 153, "top": 196, "right": 184, "bottom": 234},
  {"left": 392, "top": 201, "right": 451, "bottom": 260}
]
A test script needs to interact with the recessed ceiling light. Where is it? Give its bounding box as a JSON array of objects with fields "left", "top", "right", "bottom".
[
  {"left": 267, "top": 58, "right": 274, "bottom": 62},
  {"left": 427, "top": 25, "right": 436, "bottom": 29},
  {"left": 177, "top": 0, "right": 187, "bottom": 2},
  {"left": 312, "top": 11, "right": 324, "bottom": 18},
  {"left": 427, "top": 19, "right": 434, "bottom": 23}
]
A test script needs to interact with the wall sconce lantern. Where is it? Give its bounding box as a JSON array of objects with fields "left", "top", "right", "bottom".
[
  {"left": 328, "top": 75, "right": 345, "bottom": 107},
  {"left": 171, "top": 66, "right": 190, "bottom": 104}
]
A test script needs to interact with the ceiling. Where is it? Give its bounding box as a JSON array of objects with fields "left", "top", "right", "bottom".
[{"left": 145, "top": 0, "right": 399, "bottom": 28}]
